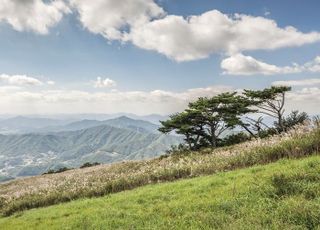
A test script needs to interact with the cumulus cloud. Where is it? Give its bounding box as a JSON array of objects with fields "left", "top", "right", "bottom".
[
  {"left": 272, "top": 78, "right": 320, "bottom": 87},
  {"left": 0, "top": 74, "right": 43, "bottom": 86},
  {"left": 221, "top": 54, "right": 320, "bottom": 75},
  {"left": 69, "top": 0, "right": 164, "bottom": 40},
  {"left": 93, "top": 77, "right": 117, "bottom": 88},
  {"left": 129, "top": 10, "right": 320, "bottom": 61},
  {"left": 0, "top": 0, "right": 70, "bottom": 34},
  {"left": 2, "top": 1, "right": 320, "bottom": 63}
]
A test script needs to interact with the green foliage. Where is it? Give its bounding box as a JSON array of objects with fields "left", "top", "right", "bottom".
[
  {"left": 219, "top": 132, "right": 251, "bottom": 147},
  {"left": 80, "top": 162, "right": 101, "bottom": 169},
  {"left": 1, "top": 156, "right": 320, "bottom": 229},
  {"left": 279, "top": 110, "right": 309, "bottom": 131},
  {"left": 244, "top": 86, "right": 292, "bottom": 132},
  {"left": 0, "top": 124, "right": 182, "bottom": 180},
  {"left": 160, "top": 86, "right": 303, "bottom": 152},
  {"left": 43, "top": 167, "right": 72, "bottom": 175},
  {"left": 159, "top": 92, "right": 256, "bottom": 149}
]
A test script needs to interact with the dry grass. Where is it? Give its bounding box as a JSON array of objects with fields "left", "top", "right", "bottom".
[{"left": 0, "top": 123, "right": 319, "bottom": 216}]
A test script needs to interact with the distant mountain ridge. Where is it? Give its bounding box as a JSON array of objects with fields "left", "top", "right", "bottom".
[
  {"left": 0, "top": 114, "right": 168, "bottom": 134},
  {"left": 38, "top": 116, "right": 160, "bottom": 134},
  {"left": 0, "top": 117, "right": 182, "bottom": 182},
  {"left": 0, "top": 116, "right": 73, "bottom": 134}
]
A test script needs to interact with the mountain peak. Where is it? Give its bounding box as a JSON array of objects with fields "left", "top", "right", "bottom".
[{"left": 115, "top": 116, "right": 133, "bottom": 121}]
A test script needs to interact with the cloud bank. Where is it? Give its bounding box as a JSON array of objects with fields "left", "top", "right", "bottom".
[
  {"left": 0, "top": 85, "right": 232, "bottom": 115},
  {"left": 272, "top": 78, "right": 320, "bottom": 87},
  {"left": 0, "top": 84, "right": 318, "bottom": 115}
]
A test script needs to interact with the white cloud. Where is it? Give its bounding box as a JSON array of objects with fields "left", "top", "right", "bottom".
[
  {"left": 93, "top": 77, "right": 117, "bottom": 88},
  {"left": 47, "top": 81, "right": 56, "bottom": 85},
  {"left": 69, "top": 0, "right": 164, "bottom": 40},
  {"left": 0, "top": 83, "right": 318, "bottom": 115},
  {"left": 0, "top": 85, "right": 232, "bottom": 115},
  {"left": 272, "top": 79, "right": 320, "bottom": 87},
  {"left": 0, "top": 74, "right": 43, "bottom": 86},
  {"left": 221, "top": 54, "right": 320, "bottom": 75},
  {"left": 0, "top": 0, "right": 70, "bottom": 34},
  {"left": 129, "top": 10, "right": 320, "bottom": 61},
  {"left": 2, "top": 1, "right": 320, "bottom": 64},
  {"left": 286, "top": 87, "right": 320, "bottom": 114},
  {"left": 304, "top": 56, "right": 320, "bottom": 73},
  {"left": 221, "top": 54, "right": 300, "bottom": 75}
]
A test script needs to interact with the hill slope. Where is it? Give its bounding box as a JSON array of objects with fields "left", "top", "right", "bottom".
[
  {"left": 0, "top": 124, "right": 319, "bottom": 216},
  {"left": 0, "top": 124, "right": 181, "bottom": 181},
  {"left": 1, "top": 155, "right": 320, "bottom": 229}
]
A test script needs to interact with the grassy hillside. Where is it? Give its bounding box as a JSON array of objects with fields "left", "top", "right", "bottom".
[
  {"left": 0, "top": 124, "right": 319, "bottom": 217},
  {"left": 1, "top": 155, "right": 320, "bottom": 229}
]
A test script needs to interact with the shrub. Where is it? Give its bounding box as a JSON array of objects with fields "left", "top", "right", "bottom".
[
  {"left": 80, "top": 162, "right": 101, "bottom": 169},
  {"left": 220, "top": 132, "right": 251, "bottom": 147},
  {"left": 43, "top": 167, "right": 72, "bottom": 175}
]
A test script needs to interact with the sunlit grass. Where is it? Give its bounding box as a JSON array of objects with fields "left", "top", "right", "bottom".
[
  {"left": 0, "top": 124, "right": 319, "bottom": 216},
  {"left": 1, "top": 155, "right": 320, "bottom": 229}
]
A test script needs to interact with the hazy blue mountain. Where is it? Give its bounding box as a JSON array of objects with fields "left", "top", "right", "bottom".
[
  {"left": 14, "top": 113, "right": 169, "bottom": 124},
  {"left": 37, "top": 116, "right": 160, "bottom": 133},
  {"left": 0, "top": 124, "right": 182, "bottom": 182},
  {"left": 0, "top": 116, "right": 73, "bottom": 134}
]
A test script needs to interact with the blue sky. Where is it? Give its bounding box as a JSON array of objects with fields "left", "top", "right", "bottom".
[{"left": 0, "top": 0, "right": 319, "bottom": 115}]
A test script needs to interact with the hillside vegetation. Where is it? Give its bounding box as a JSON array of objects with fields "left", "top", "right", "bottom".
[
  {"left": 1, "top": 154, "right": 320, "bottom": 229},
  {"left": 0, "top": 116, "right": 181, "bottom": 182},
  {"left": 0, "top": 124, "right": 319, "bottom": 217}
]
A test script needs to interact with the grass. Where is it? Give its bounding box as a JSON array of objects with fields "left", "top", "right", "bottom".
[
  {"left": 0, "top": 124, "right": 320, "bottom": 216},
  {"left": 1, "top": 155, "right": 320, "bottom": 229}
]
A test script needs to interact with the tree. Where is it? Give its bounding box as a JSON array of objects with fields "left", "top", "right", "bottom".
[
  {"left": 244, "top": 86, "right": 291, "bottom": 133},
  {"left": 159, "top": 110, "right": 206, "bottom": 150},
  {"left": 188, "top": 92, "right": 255, "bottom": 147},
  {"left": 159, "top": 92, "right": 256, "bottom": 149}
]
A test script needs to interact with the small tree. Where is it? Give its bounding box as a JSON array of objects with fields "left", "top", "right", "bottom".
[
  {"left": 281, "top": 110, "right": 309, "bottom": 131},
  {"left": 244, "top": 86, "right": 291, "bottom": 133}
]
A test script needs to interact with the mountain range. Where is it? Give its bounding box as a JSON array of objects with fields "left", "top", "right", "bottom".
[
  {"left": 36, "top": 116, "right": 160, "bottom": 134},
  {"left": 0, "top": 114, "right": 168, "bottom": 134},
  {"left": 0, "top": 116, "right": 181, "bottom": 182}
]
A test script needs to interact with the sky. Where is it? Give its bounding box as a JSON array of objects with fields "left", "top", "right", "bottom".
[{"left": 0, "top": 0, "right": 319, "bottom": 115}]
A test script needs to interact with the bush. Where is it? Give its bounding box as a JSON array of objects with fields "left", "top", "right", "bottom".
[
  {"left": 80, "top": 162, "right": 101, "bottom": 169},
  {"left": 277, "top": 110, "right": 309, "bottom": 132},
  {"left": 220, "top": 132, "right": 251, "bottom": 146},
  {"left": 43, "top": 167, "right": 72, "bottom": 175}
]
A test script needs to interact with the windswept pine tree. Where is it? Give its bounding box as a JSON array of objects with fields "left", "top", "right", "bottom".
[{"left": 159, "top": 86, "right": 309, "bottom": 150}]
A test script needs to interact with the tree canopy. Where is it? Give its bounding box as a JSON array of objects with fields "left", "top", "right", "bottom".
[{"left": 159, "top": 86, "right": 308, "bottom": 151}]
